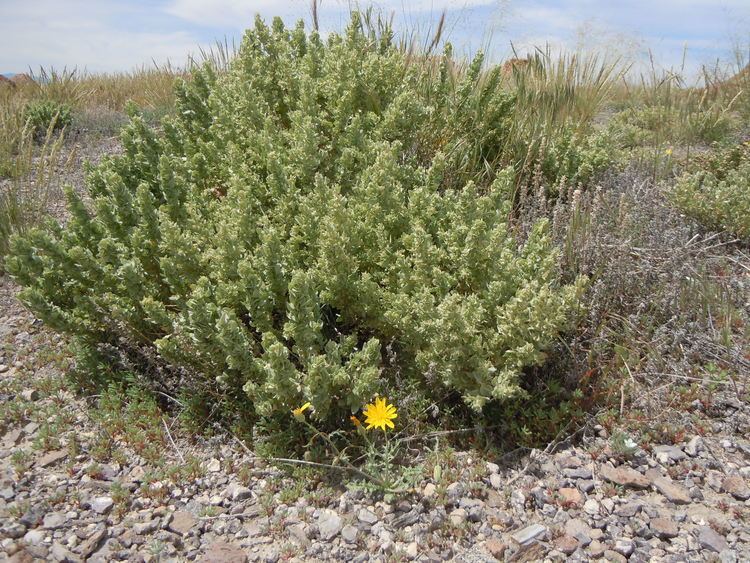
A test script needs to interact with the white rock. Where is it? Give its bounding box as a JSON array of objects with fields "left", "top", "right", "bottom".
[
  {"left": 512, "top": 524, "right": 547, "bottom": 545},
  {"left": 23, "top": 529, "right": 46, "bottom": 545},
  {"left": 318, "top": 509, "right": 343, "bottom": 541},
  {"left": 584, "top": 499, "right": 600, "bottom": 516},
  {"left": 91, "top": 496, "right": 114, "bottom": 514}
]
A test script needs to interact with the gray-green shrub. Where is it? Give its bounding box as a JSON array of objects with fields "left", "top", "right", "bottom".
[
  {"left": 23, "top": 99, "right": 72, "bottom": 139},
  {"left": 673, "top": 142, "right": 750, "bottom": 239},
  {"left": 7, "top": 15, "right": 584, "bottom": 429}
]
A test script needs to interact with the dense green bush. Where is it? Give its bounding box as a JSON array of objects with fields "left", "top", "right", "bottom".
[
  {"left": 673, "top": 142, "right": 750, "bottom": 239},
  {"left": 8, "top": 16, "right": 584, "bottom": 430},
  {"left": 23, "top": 99, "right": 72, "bottom": 138}
]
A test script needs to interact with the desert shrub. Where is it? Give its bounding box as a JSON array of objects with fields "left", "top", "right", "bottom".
[
  {"left": 672, "top": 142, "right": 750, "bottom": 239},
  {"left": 23, "top": 99, "right": 72, "bottom": 139},
  {"left": 7, "top": 15, "right": 584, "bottom": 435}
]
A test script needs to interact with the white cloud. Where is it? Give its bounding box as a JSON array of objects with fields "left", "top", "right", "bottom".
[
  {"left": 0, "top": 1, "right": 203, "bottom": 72},
  {"left": 165, "top": 0, "right": 500, "bottom": 29}
]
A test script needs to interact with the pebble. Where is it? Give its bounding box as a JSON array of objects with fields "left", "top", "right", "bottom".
[
  {"left": 90, "top": 496, "right": 114, "bottom": 515},
  {"left": 722, "top": 475, "right": 750, "bottom": 500},
  {"left": 600, "top": 464, "right": 650, "bottom": 489},
  {"left": 698, "top": 526, "right": 729, "bottom": 553},
  {"left": 511, "top": 523, "right": 547, "bottom": 545},
  {"left": 650, "top": 517, "right": 679, "bottom": 539},
  {"left": 318, "top": 509, "right": 343, "bottom": 541}
]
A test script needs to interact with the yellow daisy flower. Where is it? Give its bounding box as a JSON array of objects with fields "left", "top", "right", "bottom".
[
  {"left": 292, "top": 402, "right": 311, "bottom": 421},
  {"left": 362, "top": 397, "right": 397, "bottom": 431}
]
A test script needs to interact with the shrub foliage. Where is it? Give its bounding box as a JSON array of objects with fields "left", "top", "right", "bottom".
[
  {"left": 8, "top": 16, "right": 584, "bottom": 428},
  {"left": 23, "top": 99, "right": 73, "bottom": 139},
  {"left": 673, "top": 141, "right": 750, "bottom": 239}
]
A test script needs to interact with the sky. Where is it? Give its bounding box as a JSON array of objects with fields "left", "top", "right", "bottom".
[{"left": 1, "top": 1, "right": 750, "bottom": 80}]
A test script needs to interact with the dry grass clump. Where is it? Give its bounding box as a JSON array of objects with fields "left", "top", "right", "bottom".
[{"left": 544, "top": 166, "right": 749, "bottom": 438}]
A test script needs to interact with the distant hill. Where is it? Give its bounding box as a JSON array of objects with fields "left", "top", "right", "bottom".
[{"left": 1, "top": 73, "right": 16, "bottom": 78}]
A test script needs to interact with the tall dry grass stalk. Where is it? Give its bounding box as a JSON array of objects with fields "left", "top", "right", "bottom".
[
  {"left": 506, "top": 46, "right": 624, "bottom": 169},
  {"left": 0, "top": 118, "right": 75, "bottom": 270}
]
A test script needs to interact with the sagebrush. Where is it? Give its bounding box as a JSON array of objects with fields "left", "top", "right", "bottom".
[{"left": 7, "top": 15, "right": 585, "bottom": 434}]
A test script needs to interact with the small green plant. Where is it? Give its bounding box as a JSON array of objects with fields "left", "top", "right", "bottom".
[
  {"left": 10, "top": 449, "right": 33, "bottom": 476},
  {"left": 285, "top": 397, "right": 421, "bottom": 497},
  {"left": 111, "top": 481, "right": 132, "bottom": 516},
  {"left": 610, "top": 430, "right": 639, "bottom": 458},
  {"left": 673, "top": 141, "right": 750, "bottom": 239},
  {"left": 23, "top": 99, "right": 72, "bottom": 139}
]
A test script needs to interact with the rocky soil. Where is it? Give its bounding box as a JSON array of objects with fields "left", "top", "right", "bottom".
[
  {"left": 1, "top": 133, "right": 749, "bottom": 563},
  {"left": 2, "top": 269, "right": 750, "bottom": 563}
]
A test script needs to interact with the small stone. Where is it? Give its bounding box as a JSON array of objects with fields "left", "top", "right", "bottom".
[
  {"left": 2, "top": 428, "right": 22, "bottom": 447},
  {"left": 489, "top": 473, "right": 502, "bottom": 489},
  {"left": 77, "top": 526, "right": 106, "bottom": 558},
  {"left": 583, "top": 498, "right": 600, "bottom": 516},
  {"left": 653, "top": 445, "right": 687, "bottom": 464},
  {"left": 615, "top": 502, "right": 642, "bottom": 517},
  {"left": 722, "top": 475, "right": 750, "bottom": 500},
  {"left": 20, "top": 389, "right": 39, "bottom": 401},
  {"left": 202, "top": 541, "right": 248, "bottom": 563},
  {"left": 127, "top": 466, "right": 146, "bottom": 483},
  {"left": 287, "top": 523, "right": 310, "bottom": 548},
  {"left": 317, "top": 509, "right": 342, "bottom": 541},
  {"left": 405, "top": 541, "right": 418, "bottom": 558},
  {"left": 50, "top": 542, "right": 77, "bottom": 562},
  {"left": 578, "top": 480, "right": 595, "bottom": 493},
  {"left": 698, "top": 526, "right": 729, "bottom": 553},
  {"left": 558, "top": 487, "right": 583, "bottom": 506},
  {"left": 341, "top": 525, "right": 358, "bottom": 544},
  {"left": 445, "top": 482, "right": 464, "bottom": 503},
  {"left": 169, "top": 511, "right": 197, "bottom": 535},
  {"left": 588, "top": 540, "right": 605, "bottom": 558},
  {"left": 554, "top": 535, "right": 579, "bottom": 555},
  {"left": 719, "top": 549, "right": 738, "bottom": 563},
  {"left": 565, "top": 519, "right": 593, "bottom": 546},
  {"left": 37, "top": 450, "right": 67, "bottom": 467},
  {"left": 423, "top": 483, "right": 437, "bottom": 499},
  {"left": 206, "top": 458, "right": 222, "bottom": 473},
  {"left": 650, "top": 518, "right": 678, "bottom": 539},
  {"left": 485, "top": 538, "right": 507, "bottom": 559},
  {"left": 687, "top": 505, "right": 731, "bottom": 534},
  {"left": 649, "top": 474, "right": 692, "bottom": 504},
  {"left": 486, "top": 462, "right": 499, "bottom": 474},
  {"left": 225, "top": 484, "right": 253, "bottom": 501},
  {"left": 42, "top": 512, "right": 67, "bottom": 530},
  {"left": 684, "top": 436, "right": 704, "bottom": 457},
  {"left": 24, "top": 529, "right": 46, "bottom": 545},
  {"left": 133, "top": 520, "right": 158, "bottom": 535},
  {"left": 90, "top": 497, "right": 114, "bottom": 515},
  {"left": 563, "top": 467, "right": 593, "bottom": 480},
  {"left": 613, "top": 538, "right": 634, "bottom": 556},
  {"left": 600, "top": 465, "right": 650, "bottom": 489},
  {"left": 511, "top": 524, "right": 547, "bottom": 545},
  {"left": 449, "top": 508, "right": 467, "bottom": 526},
  {"left": 603, "top": 549, "right": 627, "bottom": 563},
  {"left": 394, "top": 508, "right": 422, "bottom": 528},
  {"left": 357, "top": 508, "right": 378, "bottom": 525},
  {"left": 558, "top": 455, "right": 583, "bottom": 468}
]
